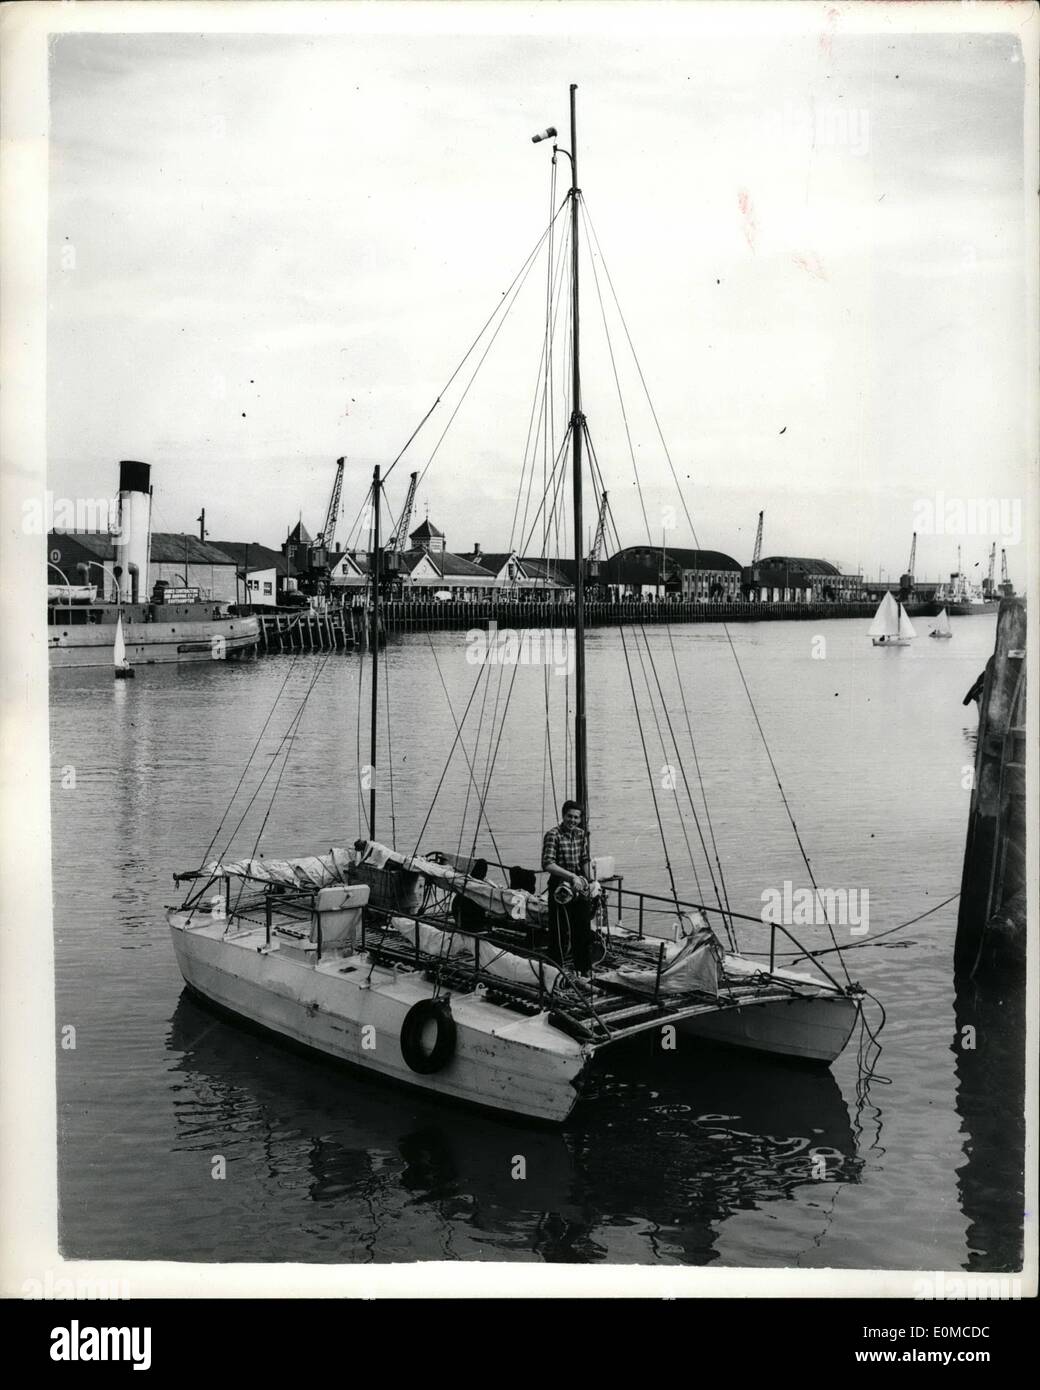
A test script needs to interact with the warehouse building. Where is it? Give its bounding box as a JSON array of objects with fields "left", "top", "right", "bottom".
[
  {"left": 601, "top": 546, "right": 742, "bottom": 600},
  {"left": 741, "top": 556, "right": 866, "bottom": 603}
]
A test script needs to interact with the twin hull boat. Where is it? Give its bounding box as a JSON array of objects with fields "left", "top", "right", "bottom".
[{"left": 169, "top": 843, "right": 862, "bottom": 1125}]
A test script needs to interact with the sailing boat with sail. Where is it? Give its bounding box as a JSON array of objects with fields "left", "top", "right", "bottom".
[
  {"left": 113, "top": 612, "right": 134, "bottom": 678},
  {"left": 168, "top": 87, "right": 869, "bottom": 1124},
  {"left": 929, "top": 608, "right": 953, "bottom": 640},
  {"left": 869, "top": 591, "right": 915, "bottom": 646}
]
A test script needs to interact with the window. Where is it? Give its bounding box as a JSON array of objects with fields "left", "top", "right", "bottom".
[{"left": 263, "top": 582, "right": 273, "bottom": 596}]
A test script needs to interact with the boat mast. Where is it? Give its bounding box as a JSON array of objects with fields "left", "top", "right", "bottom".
[
  {"left": 568, "top": 83, "right": 588, "bottom": 826},
  {"left": 369, "top": 463, "right": 381, "bottom": 839}
]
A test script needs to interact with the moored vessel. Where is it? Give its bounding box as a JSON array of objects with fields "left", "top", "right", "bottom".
[
  {"left": 48, "top": 460, "right": 259, "bottom": 668},
  {"left": 168, "top": 86, "right": 871, "bottom": 1124}
]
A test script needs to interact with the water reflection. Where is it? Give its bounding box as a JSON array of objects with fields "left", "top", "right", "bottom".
[{"left": 167, "top": 992, "right": 862, "bottom": 1264}]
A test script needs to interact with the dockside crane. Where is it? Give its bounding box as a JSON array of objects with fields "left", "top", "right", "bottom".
[
  {"left": 983, "top": 542, "right": 997, "bottom": 598},
  {"left": 385, "top": 470, "right": 419, "bottom": 555},
  {"left": 316, "top": 457, "right": 345, "bottom": 551},
  {"left": 589, "top": 490, "right": 608, "bottom": 562},
  {"left": 899, "top": 532, "right": 917, "bottom": 599},
  {"left": 586, "top": 490, "right": 609, "bottom": 591},
  {"left": 1000, "top": 548, "right": 1013, "bottom": 597},
  {"left": 742, "top": 509, "right": 765, "bottom": 600}
]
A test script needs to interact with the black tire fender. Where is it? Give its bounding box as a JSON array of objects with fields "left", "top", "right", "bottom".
[{"left": 399, "top": 998, "right": 457, "bottom": 1074}]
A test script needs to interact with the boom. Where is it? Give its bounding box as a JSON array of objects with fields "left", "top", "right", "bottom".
[
  {"left": 386, "top": 470, "right": 419, "bottom": 554},
  {"left": 317, "top": 457, "right": 345, "bottom": 548},
  {"left": 752, "top": 510, "right": 764, "bottom": 565},
  {"left": 589, "top": 490, "right": 608, "bottom": 562}
]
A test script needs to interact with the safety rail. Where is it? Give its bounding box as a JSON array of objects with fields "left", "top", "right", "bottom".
[{"left": 609, "top": 884, "right": 849, "bottom": 993}]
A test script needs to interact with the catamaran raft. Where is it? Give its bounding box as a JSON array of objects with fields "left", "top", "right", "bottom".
[{"left": 171, "top": 840, "right": 862, "bottom": 1124}]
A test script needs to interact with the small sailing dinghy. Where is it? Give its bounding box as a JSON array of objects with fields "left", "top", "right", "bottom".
[
  {"left": 869, "top": 591, "right": 915, "bottom": 646},
  {"left": 113, "top": 612, "right": 134, "bottom": 678},
  {"left": 929, "top": 608, "right": 953, "bottom": 640},
  {"left": 169, "top": 86, "right": 870, "bottom": 1124}
]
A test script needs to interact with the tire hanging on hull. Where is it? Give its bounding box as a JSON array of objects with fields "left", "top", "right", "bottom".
[{"left": 400, "top": 998, "right": 457, "bottom": 1073}]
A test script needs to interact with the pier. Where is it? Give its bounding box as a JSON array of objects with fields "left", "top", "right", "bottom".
[
  {"left": 955, "top": 594, "right": 1027, "bottom": 977},
  {"left": 257, "top": 605, "right": 364, "bottom": 653},
  {"left": 377, "top": 597, "right": 932, "bottom": 634}
]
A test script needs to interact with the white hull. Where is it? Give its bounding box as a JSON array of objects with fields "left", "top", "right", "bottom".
[
  {"left": 871, "top": 636, "right": 910, "bottom": 647},
  {"left": 169, "top": 913, "right": 588, "bottom": 1123},
  {"left": 679, "top": 989, "right": 858, "bottom": 1062},
  {"left": 169, "top": 909, "right": 861, "bottom": 1120}
]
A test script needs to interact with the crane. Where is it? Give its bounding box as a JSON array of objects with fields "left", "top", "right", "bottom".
[
  {"left": 899, "top": 531, "right": 917, "bottom": 599},
  {"left": 984, "top": 542, "right": 997, "bottom": 597},
  {"left": 752, "top": 510, "right": 764, "bottom": 566},
  {"left": 1000, "top": 548, "right": 1012, "bottom": 595},
  {"left": 589, "top": 490, "right": 608, "bottom": 562},
  {"left": 316, "top": 457, "right": 345, "bottom": 550},
  {"left": 385, "top": 471, "right": 419, "bottom": 554}
]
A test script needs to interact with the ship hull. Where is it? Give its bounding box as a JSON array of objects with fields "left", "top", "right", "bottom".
[
  {"left": 945, "top": 601, "right": 1001, "bottom": 617},
  {"left": 168, "top": 913, "right": 588, "bottom": 1123},
  {"left": 49, "top": 615, "right": 260, "bottom": 667},
  {"left": 678, "top": 991, "right": 859, "bottom": 1063}
]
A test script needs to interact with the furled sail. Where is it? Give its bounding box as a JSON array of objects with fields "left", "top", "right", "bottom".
[{"left": 195, "top": 840, "right": 552, "bottom": 927}]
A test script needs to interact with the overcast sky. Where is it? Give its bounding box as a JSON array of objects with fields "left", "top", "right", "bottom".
[{"left": 46, "top": 10, "right": 1031, "bottom": 580}]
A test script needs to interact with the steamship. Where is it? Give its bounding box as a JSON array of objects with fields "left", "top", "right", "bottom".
[{"left": 48, "top": 461, "right": 260, "bottom": 669}]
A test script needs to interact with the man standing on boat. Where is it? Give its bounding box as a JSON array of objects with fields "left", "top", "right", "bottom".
[{"left": 542, "top": 800, "right": 594, "bottom": 976}]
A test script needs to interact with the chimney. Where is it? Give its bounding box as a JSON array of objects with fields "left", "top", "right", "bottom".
[
  {"left": 112, "top": 460, "right": 151, "bottom": 603},
  {"left": 473, "top": 542, "right": 481, "bottom": 559}
]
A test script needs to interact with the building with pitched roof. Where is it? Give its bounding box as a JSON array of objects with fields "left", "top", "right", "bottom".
[
  {"left": 48, "top": 531, "right": 242, "bottom": 603},
  {"left": 462, "top": 546, "right": 572, "bottom": 599}
]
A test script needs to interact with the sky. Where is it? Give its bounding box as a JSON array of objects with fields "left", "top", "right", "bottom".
[{"left": 46, "top": 6, "right": 1033, "bottom": 582}]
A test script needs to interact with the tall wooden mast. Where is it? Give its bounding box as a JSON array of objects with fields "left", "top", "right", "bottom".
[{"left": 568, "top": 83, "right": 588, "bottom": 825}]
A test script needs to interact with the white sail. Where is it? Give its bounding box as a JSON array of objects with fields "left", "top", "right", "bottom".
[
  {"left": 934, "top": 608, "right": 952, "bottom": 636},
  {"left": 897, "top": 604, "right": 916, "bottom": 639},
  {"left": 868, "top": 591, "right": 900, "bottom": 638},
  {"left": 113, "top": 612, "right": 128, "bottom": 667}
]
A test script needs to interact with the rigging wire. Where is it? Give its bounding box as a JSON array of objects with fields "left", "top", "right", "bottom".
[
  {"left": 242, "top": 651, "right": 335, "bottom": 870},
  {"left": 385, "top": 195, "right": 571, "bottom": 488},
  {"left": 580, "top": 201, "right": 652, "bottom": 543},
  {"left": 193, "top": 655, "right": 301, "bottom": 874},
  {"left": 511, "top": 209, "right": 571, "bottom": 555},
  {"left": 469, "top": 659, "right": 523, "bottom": 860},
  {"left": 584, "top": 431, "right": 737, "bottom": 940},
  {"left": 581, "top": 195, "right": 853, "bottom": 986},
  {"left": 412, "top": 639, "right": 506, "bottom": 869}
]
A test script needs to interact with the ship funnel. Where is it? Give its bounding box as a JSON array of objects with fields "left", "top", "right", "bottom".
[{"left": 112, "top": 460, "right": 151, "bottom": 603}]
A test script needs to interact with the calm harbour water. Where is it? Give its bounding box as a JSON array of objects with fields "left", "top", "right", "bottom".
[{"left": 50, "top": 614, "right": 1023, "bottom": 1269}]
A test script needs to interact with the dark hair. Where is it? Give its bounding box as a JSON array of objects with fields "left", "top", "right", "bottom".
[{"left": 561, "top": 800, "right": 582, "bottom": 818}]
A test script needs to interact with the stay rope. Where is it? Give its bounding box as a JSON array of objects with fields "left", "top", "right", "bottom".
[{"left": 582, "top": 196, "right": 853, "bottom": 986}]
